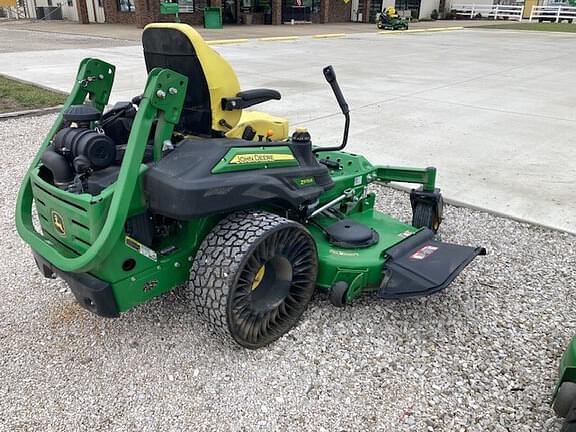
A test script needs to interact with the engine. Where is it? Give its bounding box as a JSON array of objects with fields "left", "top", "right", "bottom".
[{"left": 41, "top": 102, "right": 137, "bottom": 194}]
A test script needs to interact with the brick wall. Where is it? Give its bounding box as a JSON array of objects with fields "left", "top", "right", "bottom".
[
  {"left": 103, "top": 0, "right": 137, "bottom": 24},
  {"left": 104, "top": 0, "right": 351, "bottom": 26},
  {"left": 319, "top": 0, "right": 351, "bottom": 23},
  {"left": 103, "top": 0, "right": 207, "bottom": 26},
  {"left": 326, "top": 0, "right": 351, "bottom": 22}
]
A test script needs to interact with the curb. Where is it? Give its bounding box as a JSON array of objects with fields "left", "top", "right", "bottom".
[
  {"left": 0, "top": 73, "right": 69, "bottom": 96},
  {"left": 0, "top": 105, "right": 62, "bottom": 121}
]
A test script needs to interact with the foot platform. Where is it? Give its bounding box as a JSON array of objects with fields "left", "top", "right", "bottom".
[{"left": 379, "top": 229, "right": 486, "bottom": 299}]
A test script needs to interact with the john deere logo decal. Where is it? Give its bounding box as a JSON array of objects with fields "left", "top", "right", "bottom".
[
  {"left": 230, "top": 153, "right": 294, "bottom": 164},
  {"left": 51, "top": 211, "right": 66, "bottom": 236}
]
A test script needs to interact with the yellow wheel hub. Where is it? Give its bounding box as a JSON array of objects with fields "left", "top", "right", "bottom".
[{"left": 252, "top": 265, "right": 266, "bottom": 290}]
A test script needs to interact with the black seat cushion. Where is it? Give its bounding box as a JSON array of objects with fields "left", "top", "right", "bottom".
[{"left": 142, "top": 28, "right": 212, "bottom": 136}]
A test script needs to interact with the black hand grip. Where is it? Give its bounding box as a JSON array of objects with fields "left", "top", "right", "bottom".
[{"left": 323, "top": 65, "right": 349, "bottom": 115}]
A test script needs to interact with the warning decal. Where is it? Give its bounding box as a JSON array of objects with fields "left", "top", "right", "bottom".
[{"left": 410, "top": 245, "right": 438, "bottom": 260}]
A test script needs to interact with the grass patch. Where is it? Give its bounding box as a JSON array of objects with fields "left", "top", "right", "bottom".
[
  {"left": 0, "top": 75, "right": 66, "bottom": 114},
  {"left": 479, "top": 23, "right": 576, "bottom": 33}
]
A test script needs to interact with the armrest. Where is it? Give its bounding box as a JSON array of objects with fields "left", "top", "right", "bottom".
[{"left": 221, "top": 88, "right": 281, "bottom": 111}]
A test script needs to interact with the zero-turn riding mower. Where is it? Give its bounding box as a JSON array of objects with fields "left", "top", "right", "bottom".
[
  {"left": 553, "top": 338, "right": 576, "bottom": 431},
  {"left": 376, "top": 7, "right": 409, "bottom": 31},
  {"left": 15, "top": 23, "right": 485, "bottom": 348}
]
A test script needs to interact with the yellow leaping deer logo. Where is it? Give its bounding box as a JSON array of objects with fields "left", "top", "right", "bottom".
[{"left": 52, "top": 211, "right": 66, "bottom": 236}]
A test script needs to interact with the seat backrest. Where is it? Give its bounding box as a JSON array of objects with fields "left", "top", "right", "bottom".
[{"left": 142, "top": 23, "right": 242, "bottom": 136}]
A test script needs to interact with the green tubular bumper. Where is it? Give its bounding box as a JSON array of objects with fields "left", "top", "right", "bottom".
[{"left": 15, "top": 58, "right": 188, "bottom": 274}]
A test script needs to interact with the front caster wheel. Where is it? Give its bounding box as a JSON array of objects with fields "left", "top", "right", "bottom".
[
  {"left": 562, "top": 398, "right": 576, "bottom": 432},
  {"left": 554, "top": 382, "right": 576, "bottom": 417},
  {"left": 410, "top": 188, "right": 443, "bottom": 232},
  {"left": 329, "top": 281, "right": 349, "bottom": 307},
  {"left": 188, "top": 210, "right": 318, "bottom": 349}
]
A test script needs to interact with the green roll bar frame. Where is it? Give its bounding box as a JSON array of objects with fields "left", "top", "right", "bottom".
[{"left": 15, "top": 58, "right": 188, "bottom": 273}]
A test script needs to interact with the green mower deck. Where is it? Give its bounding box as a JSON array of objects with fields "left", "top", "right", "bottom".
[{"left": 15, "top": 24, "right": 484, "bottom": 348}]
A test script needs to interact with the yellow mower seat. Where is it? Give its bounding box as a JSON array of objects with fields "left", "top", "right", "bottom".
[{"left": 142, "top": 23, "right": 288, "bottom": 141}]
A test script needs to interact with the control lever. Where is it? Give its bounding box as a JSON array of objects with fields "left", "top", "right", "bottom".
[
  {"left": 313, "top": 65, "right": 350, "bottom": 155},
  {"left": 323, "top": 65, "right": 349, "bottom": 115}
]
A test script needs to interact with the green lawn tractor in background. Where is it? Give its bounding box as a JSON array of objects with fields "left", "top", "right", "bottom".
[
  {"left": 553, "top": 338, "right": 576, "bottom": 431},
  {"left": 377, "top": 7, "right": 409, "bottom": 31},
  {"left": 15, "top": 23, "right": 484, "bottom": 348}
]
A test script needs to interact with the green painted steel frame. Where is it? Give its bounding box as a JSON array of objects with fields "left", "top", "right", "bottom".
[
  {"left": 16, "top": 58, "right": 189, "bottom": 273},
  {"left": 316, "top": 151, "right": 436, "bottom": 203}
]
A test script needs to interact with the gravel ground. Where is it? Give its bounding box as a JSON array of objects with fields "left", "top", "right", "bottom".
[{"left": 1, "top": 114, "right": 576, "bottom": 432}]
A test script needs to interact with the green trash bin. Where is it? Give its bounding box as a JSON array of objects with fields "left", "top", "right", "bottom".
[
  {"left": 160, "top": 2, "right": 180, "bottom": 22},
  {"left": 204, "top": 7, "right": 223, "bottom": 29}
]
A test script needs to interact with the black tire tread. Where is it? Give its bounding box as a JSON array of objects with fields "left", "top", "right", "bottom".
[
  {"left": 554, "top": 382, "right": 576, "bottom": 418},
  {"left": 412, "top": 203, "right": 436, "bottom": 230},
  {"left": 188, "top": 210, "right": 316, "bottom": 347}
]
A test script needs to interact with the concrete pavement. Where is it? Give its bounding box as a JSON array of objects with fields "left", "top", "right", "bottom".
[
  {"left": 0, "top": 25, "right": 136, "bottom": 53},
  {"left": 1, "top": 27, "right": 575, "bottom": 233}
]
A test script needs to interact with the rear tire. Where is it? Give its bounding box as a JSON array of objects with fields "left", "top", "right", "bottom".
[{"left": 188, "top": 210, "right": 318, "bottom": 349}]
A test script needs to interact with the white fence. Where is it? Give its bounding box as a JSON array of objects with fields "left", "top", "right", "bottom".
[
  {"left": 451, "top": 4, "right": 524, "bottom": 21},
  {"left": 529, "top": 5, "right": 576, "bottom": 22}
]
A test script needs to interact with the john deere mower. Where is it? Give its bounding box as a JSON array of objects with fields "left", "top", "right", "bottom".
[
  {"left": 16, "top": 23, "right": 484, "bottom": 348},
  {"left": 553, "top": 338, "right": 576, "bottom": 431},
  {"left": 376, "top": 7, "right": 409, "bottom": 31}
]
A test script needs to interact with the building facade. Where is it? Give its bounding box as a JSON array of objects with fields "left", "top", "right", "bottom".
[
  {"left": 23, "top": 0, "right": 470, "bottom": 26},
  {"left": 103, "top": 0, "right": 356, "bottom": 26}
]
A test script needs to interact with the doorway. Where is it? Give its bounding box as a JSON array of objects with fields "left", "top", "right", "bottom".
[
  {"left": 223, "top": 0, "right": 237, "bottom": 23},
  {"left": 395, "top": 0, "right": 420, "bottom": 19},
  {"left": 351, "top": 0, "right": 362, "bottom": 21},
  {"left": 86, "top": 0, "right": 105, "bottom": 22},
  {"left": 282, "top": 0, "right": 319, "bottom": 23}
]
